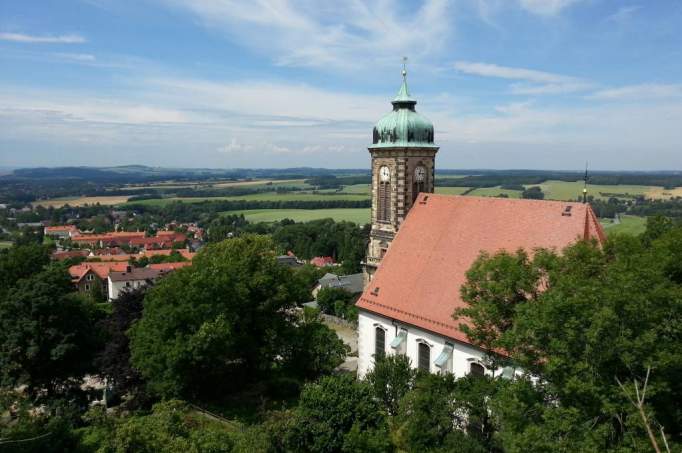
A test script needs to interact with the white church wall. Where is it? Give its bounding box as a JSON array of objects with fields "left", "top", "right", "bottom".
[{"left": 357, "top": 310, "right": 492, "bottom": 379}]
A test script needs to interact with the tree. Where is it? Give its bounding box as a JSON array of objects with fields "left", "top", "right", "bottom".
[
  {"left": 0, "top": 243, "right": 50, "bottom": 297},
  {"left": 317, "top": 287, "right": 358, "bottom": 321},
  {"left": 96, "top": 286, "right": 148, "bottom": 405},
  {"left": 283, "top": 374, "right": 390, "bottom": 453},
  {"left": 365, "top": 354, "right": 416, "bottom": 416},
  {"left": 456, "top": 226, "right": 682, "bottom": 451},
  {"left": 521, "top": 186, "right": 544, "bottom": 199},
  {"left": 79, "top": 400, "right": 235, "bottom": 453},
  {"left": 281, "top": 317, "right": 349, "bottom": 381},
  {"left": 0, "top": 265, "right": 104, "bottom": 397},
  {"left": 129, "top": 235, "right": 316, "bottom": 399}
]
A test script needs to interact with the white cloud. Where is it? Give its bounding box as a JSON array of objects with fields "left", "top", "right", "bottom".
[
  {"left": 0, "top": 32, "right": 86, "bottom": 43},
  {"left": 454, "top": 61, "right": 592, "bottom": 94},
  {"left": 52, "top": 53, "right": 96, "bottom": 62},
  {"left": 518, "top": 0, "right": 583, "bottom": 16},
  {"left": 589, "top": 84, "right": 682, "bottom": 101},
  {"left": 606, "top": 5, "right": 641, "bottom": 24},
  {"left": 157, "top": 0, "right": 451, "bottom": 69}
]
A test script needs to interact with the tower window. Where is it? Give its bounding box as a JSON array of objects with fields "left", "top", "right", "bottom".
[
  {"left": 377, "top": 166, "right": 391, "bottom": 222},
  {"left": 418, "top": 342, "right": 430, "bottom": 371},
  {"left": 375, "top": 327, "right": 386, "bottom": 359}
]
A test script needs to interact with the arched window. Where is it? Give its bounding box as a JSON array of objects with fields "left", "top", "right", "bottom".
[
  {"left": 470, "top": 362, "right": 485, "bottom": 377},
  {"left": 418, "top": 342, "right": 430, "bottom": 371},
  {"left": 377, "top": 166, "right": 391, "bottom": 222},
  {"left": 375, "top": 327, "right": 386, "bottom": 359},
  {"left": 413, "top": 165, "right": 426, "bottom": 202}
]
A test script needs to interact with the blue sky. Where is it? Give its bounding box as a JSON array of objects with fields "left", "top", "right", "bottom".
[{"left": 1, "top": 0, "right": 681, "bottom": 170}]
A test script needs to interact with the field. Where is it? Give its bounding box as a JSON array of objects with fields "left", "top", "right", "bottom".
[
  {"left": 227, "top": 208, "right": 370, "bottom": 224},
  {"left": 645, "top": 186, "right": 682, "bottom": 199},
  {"left": 468, "top": 187, "right": 523, "bottom": 198},
  {"left": 33, "top": 195, "right": 132, "bottom": 208},
  {"left": 528, "top": 180, "right": 656, "bottom": 201},
  {"left": 127, "top": 192, "right": 369, "bottom": 206},
  {"left": 435, "top": 187, "right": 473, "bottom": 195},
  {"left": 0, "top": 241, "right": 12, "bottom": 249},
  {"left": 601, "top": 215, "right": 647, "bottom": 236}
]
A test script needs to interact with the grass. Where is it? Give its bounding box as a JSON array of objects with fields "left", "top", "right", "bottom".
[
  {"left": 468, "top": 187, "right": 523, "bottom": 198},
  {"left": 529, "top": 180, "right": 656, "bottom": 201},
  {"left": 225, "top": 208, "right": 370, "bottom": 224},
  {"left": 0, "top": 241, "right": 12, "bottom": 249},
  {"left": 127, "top": 192, "right": 369, "bottom": 206},
  {"left": 33, "top": 195, "right": 132, "bottom": 208},
  {"left": 435, "top": 187, "right": 473, "bottom": 195},
  {"left": 600, "top": 215, "right": 647, "bottom": 236}
]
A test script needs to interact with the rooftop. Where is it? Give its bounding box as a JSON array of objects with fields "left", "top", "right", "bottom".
[{"left": 356, "top": 194, "right": 605, "bottom": 344}]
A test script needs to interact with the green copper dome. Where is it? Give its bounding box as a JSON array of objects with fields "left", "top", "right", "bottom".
[{"left": 371, "top": 70, "right": 436, "bottom": 148}]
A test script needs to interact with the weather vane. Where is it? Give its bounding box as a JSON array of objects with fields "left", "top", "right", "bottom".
[{"left": 402, "top": 56, "right": 408, "bottom": 77}]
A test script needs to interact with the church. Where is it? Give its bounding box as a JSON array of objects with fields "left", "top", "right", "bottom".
[{"left": 356, "top": 68, "right": 606, "bottom": 378}]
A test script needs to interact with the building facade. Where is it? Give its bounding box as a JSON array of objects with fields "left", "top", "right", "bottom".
[{"left": 363, "top": 68, "right": 438, "bottom": 282}]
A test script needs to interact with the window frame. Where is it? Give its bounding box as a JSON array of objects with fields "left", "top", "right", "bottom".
[{"left": 417, "top": 341, "right": 431, "bottom": 372}]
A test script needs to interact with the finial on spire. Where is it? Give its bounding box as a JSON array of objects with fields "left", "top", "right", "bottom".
[{"left": 402, "top": 56, "right": 408, "bottom": 77}]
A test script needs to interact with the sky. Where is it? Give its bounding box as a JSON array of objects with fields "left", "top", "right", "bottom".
[{"left": 0, "top": 0, "right": 681, "bottom": 170}]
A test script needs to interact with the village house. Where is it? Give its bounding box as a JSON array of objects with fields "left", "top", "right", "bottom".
[
  {"left": 313, "top": 272, "right": 364, "bottom": 298},
  {"left": 44, "top": 225, "right": 80, "bottom": 239},
  {"left": 356, "top": 69, "right": 605, "bottom": 378},
  {"left": 69, "top": 262, "right": 130, "bottom": 299},
  {"left": 107, "top": 267, "right": 163, "bottom": 301}
]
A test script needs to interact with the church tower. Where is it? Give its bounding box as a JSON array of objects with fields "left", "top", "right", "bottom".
[{"left": 364, "top": 66, "right": 439, "bottom": 282}]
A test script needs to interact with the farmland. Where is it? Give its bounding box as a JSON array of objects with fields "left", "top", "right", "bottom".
[
  {"left": 228, "top": 208, "right": 371, "bottom": 224},
  {"left": 601, "top": 215, "right": 647, "bottom": 236},
  {"left": 32, "top": 195, "right": 132, "bottom": 208}
]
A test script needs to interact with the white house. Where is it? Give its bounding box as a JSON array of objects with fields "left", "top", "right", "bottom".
[{"left": 107, "top": 267, "right": 162, "bottom": 301}]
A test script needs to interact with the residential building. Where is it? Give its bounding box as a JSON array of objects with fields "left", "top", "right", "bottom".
[
  {"left": 313, "top": 272, "right": 364, "bottom": 297},
  {"left": 69, "top": 262, "right": 130, "bottom": 298},
  {"left": 107, "top": 267, "right": 163, "bottom": 301}
]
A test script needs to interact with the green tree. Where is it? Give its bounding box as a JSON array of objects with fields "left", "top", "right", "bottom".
[
  {"left": 283, "top": 374, "right": 389, "bottom": 453},
  {"left": 129, "top": 235, "right": 317, "bottom": 399},
  {"left": 457, "top": 227, "right": 682, "bottom": 451},
  {"left": 0, "top": 243, "right": 50, "bottom": 297},
  {"left": 0, "top": 265, "right": 104, "bottom": 397},
  {"left": 80, "top": 400, "right": 234, "bottom": 453},
  {"left": 365, "top": 354, "right": 416, "bottom": 416},
  {"left": 521, "top": 186, "right": 544, "bottom": 199}
]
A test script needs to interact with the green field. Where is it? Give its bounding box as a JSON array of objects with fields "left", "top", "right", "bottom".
[
  {"left": 226, "top": 208, "right": 370, "bottom": 224},
  {"left": 341, "top": 184, "right": 371, "bottom": 194},
  {"left": 127, "top": 192, "right": 369, "bottom": 206},
  {"left": 529, "top": 180, "right": 655, "bottom": 201},
  {"left": 435, "top": 186, "right": 473, "bottom": 195},
  {"left": 601, "top": 215, "right": 647, "bottom": 236},
  {"left": 467, "top": 186, "right": 523, "bottom": 198},
  {"left": 0, "top": 241, "right": 12, "bottom": 249}
]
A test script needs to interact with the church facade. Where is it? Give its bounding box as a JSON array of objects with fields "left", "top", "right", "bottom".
[{"left": 357, "top": 69, "right": 606, "bottom": 378}]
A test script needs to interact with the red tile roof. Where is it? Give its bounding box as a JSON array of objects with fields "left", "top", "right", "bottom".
[
  {"left": 357, "top": 195, "right": 606, "bottom": 344},
  {"left": 69, "top": 262, "right": 130, "bottom": 281},
  {"left": 310, "top": 256, "right": 335, "bottom": 267},
  {"left": 148, "top": 262, "right": 192, "bottom": 271}
]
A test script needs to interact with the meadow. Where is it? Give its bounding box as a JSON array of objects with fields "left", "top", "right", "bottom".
[
  {"left": 600, "top": 215, "right": 647, "bottom": 236},
  {"left": 33, "top": 195, "right": 132, "bottom": 208},
  {"left": 227, "top": 208, "right": 371, "bottom": 224},
  {"left": 127, "top": 192, "right": 369, "bottom": 207}
]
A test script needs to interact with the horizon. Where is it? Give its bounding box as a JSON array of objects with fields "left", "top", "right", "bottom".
[{"left": 1, "top": 1, "right": 681, "bottom": 170}]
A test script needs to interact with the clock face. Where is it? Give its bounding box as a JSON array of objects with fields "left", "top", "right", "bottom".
[
  {"left": 379, "top": 166, "right": 390, "bottom": 182},
  {"left": 415, "top": 166, "right": 426, "bottom": 182}
]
